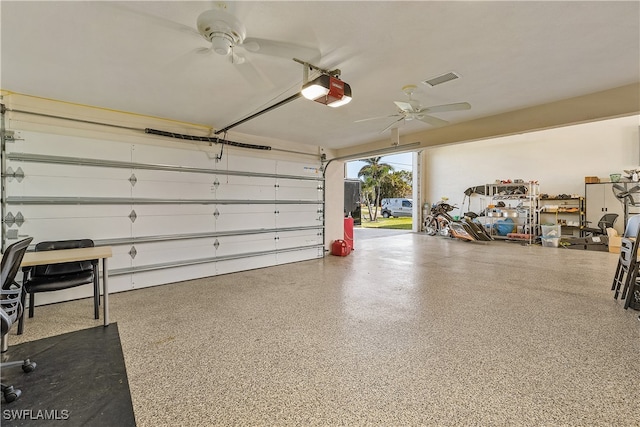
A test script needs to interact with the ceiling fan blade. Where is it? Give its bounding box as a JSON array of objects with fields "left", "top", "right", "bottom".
[
  {"left": 106, "top": 3, "right": 201, "bottom": 39},
  {"left": 394, "top": 101, "right": 415, "bottom": 113},
  {"left": 380, "top": 117, "right": 405, "bottom": 133},
  {"left": 422, "top": 102, "right": 472, "bottom": 114},
  {"left": 195, "top": 46, "right": 212, "bottom": 55},
  {"left": 417, "top": 114, "right": 449, "bottom": 127},
  {"left": 234, "top": 57, "right": 273, "bottom": 90},
  {"left": 242, "top": 38, "right": 320, "bottom": 62},
  {"left": 612, "top": 182, "right": 640, "bottom": 198},
  {"left": 355, "top": 114, "right": 403, "bottom": 123}
]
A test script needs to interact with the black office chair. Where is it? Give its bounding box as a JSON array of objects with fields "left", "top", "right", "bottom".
[
  {"left": 1, "top": 237, "right": 36, "bottom": 403},
  {"left": 583, "top": 213, "right": 619, "bottom": 236},
  {"left": 18, "top": 239, "right": 100, "bottom": 335}
]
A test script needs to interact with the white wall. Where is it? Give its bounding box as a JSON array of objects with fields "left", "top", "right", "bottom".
[{"left": 423, "top": 115, "right": 640, "bottom": 215}]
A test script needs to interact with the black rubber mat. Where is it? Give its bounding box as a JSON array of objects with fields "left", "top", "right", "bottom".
[{"left": 1, "top": 324, "right": 136, "bottom": 426}]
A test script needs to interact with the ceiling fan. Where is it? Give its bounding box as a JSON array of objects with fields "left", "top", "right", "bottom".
[
  {"left": 112, "top": 2, "right": 318, "bottom": 86},
  {"left": 356, "top": 85, "right": 471, "bottom": 133},
  {"left": 613, "top": 180, "right": 640, "bottom": 206},
  {"left": 195, "top": 5, "right": 319, "bottom": 66}
]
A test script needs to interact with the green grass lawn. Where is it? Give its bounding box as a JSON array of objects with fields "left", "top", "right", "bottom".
[{"left": 359, "top": 206, "right": 413, "bottom": 230}]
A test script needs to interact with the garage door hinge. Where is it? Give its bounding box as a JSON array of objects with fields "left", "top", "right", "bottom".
[
  {"left": 4, "top": 166, "right": 25, "bottom": 182},
  {"left": 3, "top": 212, "right": 23, "bottom": 227},
  {"left": 2, "top": 130, "right": 23, "bottom": 142},
  {"left": 4, "top": 212, "right": 15, "bottom": 227}
]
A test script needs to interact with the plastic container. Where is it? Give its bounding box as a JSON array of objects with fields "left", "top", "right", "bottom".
[
  {"left": 541, "top": 237, "right": 560, "bottom": 248},
  {"left": 495, "top": 218, "right": 515, "bottom": 236},
  {"left": 541, "top": 224, "right": 561, "bottom": 237}
]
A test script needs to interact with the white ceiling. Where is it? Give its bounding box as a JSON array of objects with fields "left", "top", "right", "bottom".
[{"left": 1, "top": 1, "right": 639, "bottom": 151}]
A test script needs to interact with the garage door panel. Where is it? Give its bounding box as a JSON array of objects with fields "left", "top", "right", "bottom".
[
  {"left": 276, "top": 178, "right": 323, "bottom": 200},
  {"left": 277, "top": 229, "right": 323, "bottom": 250},
  {"left": 131, "top": 239, "right": 215, "bottom": 267},
  {"left": 131, "top": 206, "right": 215, "bottom": 237},
  {"left": 14, "top": 130, "right": 133, "bottom": 161},
  {"left": 109, "top": 246, "right": 134, "bottom": 273},
  {"left": 224, "top": 155, "right": 275, "bottom": 174},
  {"left": 214, "top": 204, "right": 275, "bottom": 231},
  {"left": 276, "top": 205, "right": 323, "bottom": 228},
  {"left": 131, "top": 263, "right": 216, "bottom": 289},
  {"left": 4, "top": 205, "right": 132, "bottom": 242},
  {"left": 277, "top": 247, "right": 323, "bottom": 265},
  {"left": 132, "top": 169, "right": 216, "bottom": 199},
  {"left": 276, "top": 160, "right": 322, "bottom": 177},
  {"left": 12, "top": 173, "right": 131, "bottom": 199},
  {"left": 215, "top": 233, "right": 276, "bottom": 257},
  {"left": 131, "top": 143, "right": 218, "bottom": 169},
  {"left": 216, "top": 254, "right": 277, "bottom": 276},
  {"left": 214, "top": 175, "right": 276, "bottom": 200}
]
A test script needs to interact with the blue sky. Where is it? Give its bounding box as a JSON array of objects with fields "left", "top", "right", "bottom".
[{"left": 345, "top": 152, "right": 413, "bottom": 179}]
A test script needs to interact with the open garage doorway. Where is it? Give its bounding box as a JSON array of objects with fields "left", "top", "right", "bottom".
[{"left": 345, "top": 152, "right": 419, "bottom": 235}]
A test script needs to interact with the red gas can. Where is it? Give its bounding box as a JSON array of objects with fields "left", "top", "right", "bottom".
[{"left": 331, "top": 239, "right": 351, "bottom": 257}]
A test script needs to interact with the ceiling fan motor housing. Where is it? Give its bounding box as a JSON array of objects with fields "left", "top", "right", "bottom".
[{"left": 197, "top": 9, "right": 246, "bottom": 56}]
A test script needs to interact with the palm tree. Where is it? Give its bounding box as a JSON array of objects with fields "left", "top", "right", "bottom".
[{"left": 358, "top": 157, "right": 394, "bottom": 220}]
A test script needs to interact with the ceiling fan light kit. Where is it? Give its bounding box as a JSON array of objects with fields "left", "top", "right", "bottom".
[
  {"left": 301, "top": 74, "right": 352, "bottom": 108},
  {"left": 210, "top": 33, "right": 234, "bottom": 55}
]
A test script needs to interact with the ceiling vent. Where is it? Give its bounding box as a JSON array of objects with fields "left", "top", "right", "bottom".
[{"left": 422, "top": 71, "right": 460, "bottom": 87}]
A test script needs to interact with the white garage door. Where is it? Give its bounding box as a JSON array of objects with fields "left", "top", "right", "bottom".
[{"left": 3, "top": 130, "right": 324, "bottom": 305}]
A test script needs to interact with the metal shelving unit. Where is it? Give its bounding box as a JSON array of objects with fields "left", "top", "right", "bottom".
[
  {"left": 539, "top": 196, "right": 585, "bottom": 237},
  {"left": 485, "top": 181, "right": 539, "bottom": 244}
]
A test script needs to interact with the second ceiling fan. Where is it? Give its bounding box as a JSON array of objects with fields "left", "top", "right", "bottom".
[{"left": 357, "top": 85, "right": 471, "bottom": 133}]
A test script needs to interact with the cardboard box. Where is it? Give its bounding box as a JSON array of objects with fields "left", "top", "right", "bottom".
[
  {"left": 585, "top": 176, "right": 600, "bottom": 183},
  {"left": 609, "top": 236, "right": 622, "bottom": 253}
]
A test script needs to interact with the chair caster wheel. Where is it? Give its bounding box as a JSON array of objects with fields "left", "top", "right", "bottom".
[
  {"left": 22, "top": 359, "right": 36, "bottom": 373},
  {"left": 3, "top": 386, "right": 22, "bottom": 402}
]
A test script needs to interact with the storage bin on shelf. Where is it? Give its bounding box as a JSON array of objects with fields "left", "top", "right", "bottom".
[
  {"left": 541, "top": 237, "right": 560, "bottom": 247},
  {"left": 541, "top": 224, "right": 561, "bottom": 237}
]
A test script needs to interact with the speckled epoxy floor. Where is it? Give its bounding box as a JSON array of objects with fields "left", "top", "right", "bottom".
[{"left": 9, "top": 230, "right": 640, "bottom": 426}]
